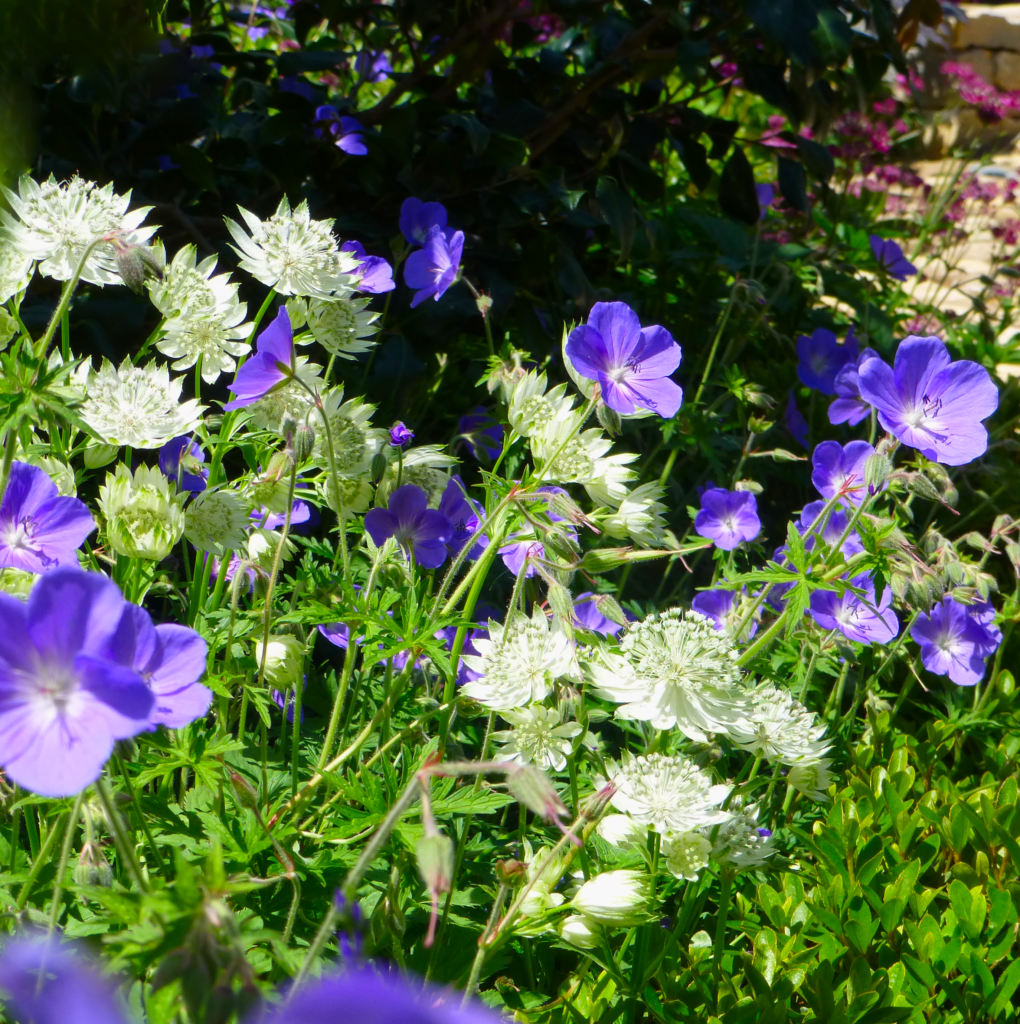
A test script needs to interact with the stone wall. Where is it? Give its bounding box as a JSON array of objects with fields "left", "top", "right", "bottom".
[{"left": 954, "top": 4, "right": 1020, "bottom": 91}]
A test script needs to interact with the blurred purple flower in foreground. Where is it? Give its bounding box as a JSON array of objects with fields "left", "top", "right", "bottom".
[
  {"left": 0, "top": 461, "right": 95, "bottom": 572},
  {"left": 404, "top": 225, "right": 464, "bottom": 307},
  {"left": 159, "top": 435, "right": 208, "bottom": 493},
  {"left": 869, "top": 234, "right": 916, "bottom": 280},
  {"left": 694, "top": 487, "right": 760, "bottom": 550},
  {"left": 796, "top": 327, "right": 858, "bottom": 395},
  {"left": 0, "top": 569, "right": 155, "bottom": 796},
  {"left": 912, "top": 597, "right": 1002, "bottom": 686},
  {"left": 809, "top": 574, "right": 899, "bottom": 645},
  {"left": 364, "top": 484, "right": 452, "bottom": 568},
  {"left": 857, "top": 335, "right": 999, "bottom": 465},
  {"left": 829, "top": 347, "right": 880, "bottom": 426},
  {"left": 566, "top": 300, "right": 683, "bottom": 418}
]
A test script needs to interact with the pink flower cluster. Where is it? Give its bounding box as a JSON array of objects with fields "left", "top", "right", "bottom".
[{"left": 942, "top": 60, "right": 1020, "bottom": 123}]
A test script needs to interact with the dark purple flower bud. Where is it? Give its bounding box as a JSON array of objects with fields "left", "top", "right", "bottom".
[
  {"left": 389, "top": 422, "right": 414, "bottom": 448},
  {"left": 784, "top": 390, "right": 809, "bottom": 448},
  {"left": 755, "top": 183, "right": 774, "bottom": 221}
]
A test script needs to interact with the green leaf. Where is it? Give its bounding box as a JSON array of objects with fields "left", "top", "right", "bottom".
[{"left": 596, "top": 177, "right": 636, "bottom": 262}]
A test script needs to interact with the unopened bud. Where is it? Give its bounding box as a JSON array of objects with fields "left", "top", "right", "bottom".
[
  {"left": 415, "top": 833, "right": 455, "bottom": 897},
  {"left": 230, "top": 771, "right": 260, "bottom": 811},
  {"left": 596, "top": 403, "right": 621, "bottom": 436},
  {"left": 580, "top": 547, "right": 634, "bottom": 573},
  {"left": 371, "top": 452, "right": 388, "bottom": 485},
  {"left": 292, "top": 424, "right": 315, "bottom": 463},
  {"left": 747, "top": 416, "right": 773, "bottom": 435},
  {"left": 570, "top": 869, "right": 650, "bottom": 926},
  {"left": 115, "top": 244, "right": 163, "bottom": 294},
  {"left": 84, "top": 442, "right": 120, "bottom": 469},
  {"left": 474, "top": 293, "right": 494, "bottom": 319},
  {"left": 74, "top": 841, "right": 113, "bottom": 888},
  {"left": 264, "top": 450, "right": 291, "bottom": 483},
  {"left": 507, "top": 765, "right": 568, "bottom": 825},
  {"left": 905, "top": 472, "right": 941, "bottom": 503},
  {"left": 864, "top": 453, "right": 891, "bottom": 494},
  {"left": 547, "top": 581, "right": 575, "bottom": 638},
  {"left": 593, "top": 593, "right": 628, "bottom": 628},
  {"left": 495, "top": 858, "right": 527, "bottom": 885}
]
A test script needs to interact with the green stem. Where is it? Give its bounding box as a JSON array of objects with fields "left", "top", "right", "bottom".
[
  {"left": 712, "top": 870, "right": 734, "bottom": 967},
  {"left": 694, "top": 279, "right": 739, "bottom": 406},
  {"left": 36, "top": 237, "right": 105, "bottom": 360},
  {"left": 317, "top": 637, "right": 357, "bottom": 771},
  {"left": 736, "top": 603, "right": 791, "bottom": 667},
  {"left": 0, "top": 422, "right": 19, "bottom": 508},
  {"left": 291, "top": 668, "right": 305, "bottom": 797},
  {"left": 95, "top": 776, "right": 150, "bottom": 893},
  {"left": 461, "top": 882, "right": 510, "bottom": 1003},
  {"left": 17, "top": 810, "right": 67, "bottom": 910},
  {"left": 48, "top": 793, "right": 84, "bottom": 934}
]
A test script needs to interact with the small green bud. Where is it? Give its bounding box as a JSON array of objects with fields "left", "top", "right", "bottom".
[
  {"left": 580, "top": 547, "right": 635, "bottom": 573},
  {"left": 254, "top": 634, "right": 305, "bottom": 691},
  {"left": 415, "top": 833, "right": 455, "bottom": 897},
  {"left": 74, "top": 841, "right": 113, "bottom": 888},
  {"left": 292, "top": 424, "right": 316, "bottom": 463},
  {"left": 864, "top": 453, "right": 891, "bottom": 493},
  {"left": 114, "top": 243, "right": 162, "bottom": 294},
  {"left": 596, "top": 403, "right": 621, "bottom": 436},
  {"left": 507, "top": 764, "right": 568, "bottom": 824},
  {"left": 98, "top": 464, "right": 185, "bottom": 561},
  {"left": 474, "top": 292, "right": 494, "bottom": 319},
  {"left": 229, "top": 771, "right": 261, "bottom": 811}
]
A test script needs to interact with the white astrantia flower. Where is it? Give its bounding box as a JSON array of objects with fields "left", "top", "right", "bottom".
[
  {"left": 570, "top": 870, "right": 650, "bottom": 926},
  {"left": 225, "top": 196, "right": 359, "bottom": 298},
  {"left": 711, "top": 801, "right": 774, "bottom": 870},
  {"left": 99, "top": 464, "right": 185, "bottom": 561},
  {"left": 324, "top": 473, "right": 374, "bottom": 520},
  {"left": 507, "top": 371, "right": 574, "bottom": 438},
  {"left": 149, "top": 244, "right": 253, "bottom": 383},
  {"left": 663, "top": 831, "right": 712, "bottom": 882},
  {"left": 0, "top": 568, "right": 38, "bottom": 599},
  {"left": 312, "top": 390, "right": 385, "bottom": 472},
  {"left": 184, "top": 489, "right": 249, "bottom": 556},
  {"left": 248, "top": 528, "right": 296, "bottom": 572},
  {"left": 287, "top": 294, "right": 380, "bottom": 359},
  {"left": 24, "top": 454, "right": 76, "bottom": 497},
  {"left": 492, "top": 704, "right": 583, "bottom": 771},
  {"left": 729, "top": 684, "right": 831, "bottom": 766},
  {"left": 81, "top": 359, "right": 205, "bottom": 449},
  {"left": 787, "top": 758, "right": 834, "bottom": 802},
  {"left": 601, "top": 753, "right": 730, "bottom": 836},
  {"left": 559, "top": 915, "right": 600, "bottom": 948},
  {"left": 519, "top": 841, "right": 566, "bottom": 919},
  {"left": 1, "top": 173, "right": 156, "bottom": 286},
  {"left": 246, "top": 357, "right": 323, "bottom": 433},
  {"left": 597, "top": 814, "right": 646, "bottom": 848},
  {"left": 588, "top": 609, "right": 750, "bottom": 740},
  {"left": 601, "top": 482, "right": 668, "bottom": 547},
  {"left": 460, "top": 608, "right": 577, "bottom": 711},
  {"left": 0, "top": 240, "right": 33, "bottom": 302},
  {"left": 254, "top": 634, "right": 304, "bottom": 690}
]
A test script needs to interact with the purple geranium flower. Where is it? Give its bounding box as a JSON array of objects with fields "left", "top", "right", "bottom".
[
  {"left": 439, "top": 476, "right": 487, "bottom": 559},
  {"left": 0, "top": 568, "right": 155, "bottom": 796},
  {"left": 798, "top": 500, "right": 864, "bottom": 557},
  {"left": 364, "top": 485, "right": 452, "bottom": 569},
  {"left": 0, "top": 938, "right": 129, "bottom": 1024},
  {"left": 404, "top": 225, "right": 464, "bottom": 307},
  {"left": 0, "top": 462, "right": 95, "bottom": 573},
  {"left": 870, "top": 235, "right": 916, "bottom": 280},
  {"left": 354, "top": 49, "right": 392, "bottom": 83},
  {"left": 251, "top": 499, "right": 313, "bottom": 531},
  {"left": 796, "top": 327, "right": 858, "bottom": 395},
  {"left": 389, "top": 422, "right": 414, "bottom": 448},
  {"left": 322, "top": 111, "right": 368, "bottom": 154},
  {"left": 103, "top": 602, "right": 211, "bottom": 729},
  {"left": 279, "top": 75, "right": 315, "bottom": 100},
  {"left": 809, "top": 574, "right": 899, "bottom": 645},
  {"left": 158, "top": 435, "right": 208, "bottom": 493},
  {"left": 224, "top": 307, "right": 295, "bottom": 411},
  {"left": 399, "top": 197, "right": 449, "bottom": 247},
  {"left": 341, "top": 240, "right": 395, "bottom": 294},
  {"left": 829, "top": 347, "right": 880, "bottom": 426},
  {"left": 756, "top": 183, "right": 774, "bottom": 221},
  {"left": 498, "top": 487, "right": 575, "bottom": 576},
  {"left": 857, "top": 335, "right": 999, "bottom": 466},
  {"left": 691, "top": 588, "right": 758, "bottom": 639},
  {"left": 458, "top": 407, "right": 504, "bottom": 461},
  {"left": 694, "top": 488, "right": 760, "bottom": 550},
  {"left": 785, "top": 390, "right": 809, "bottom": 448},
  {"left": 811, "top": 439, "right": 874, "bottom": 506},
  {"left": 573, "top": 592, "right": 625, "bottom": 636},
  {"left": 911, "top": 597, "right": 1001, "bottom": 686},
  {"left": 273, "top": 687, "right": 304, "bottom": 723},
  {"left": 565, "top": 301, "right": 683, "bottom": 418},
  {"left": 260, "top": 966, "right": 501, "bottom": 1024},
  {"left": 318, "top": 620, "right": 415, "bottom": 673}
]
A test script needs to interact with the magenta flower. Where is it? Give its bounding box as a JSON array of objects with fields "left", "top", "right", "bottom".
[
  {"left": 857, "top": 335, "right": 999, "bottom": 465},
  {"left": 399, "top": 197, "right": 449, "bottom": 247},
  {"left": 224, "top": 307, "right": 296, "bottom": 411},
  {"left": 911, "top": 597, "right": 1001, "bottom": 686},
  {"left": 0, "top": 462, "right": 95, "bottom": 572},
  {"left": 364, "top": 485, "right": 452, "bottom": 568},
  {"left": 785, "top": 390, "right": 809, "bottom": 448},
  {"left": 691, "top": 589, "right": 758, "bottom": 639},
  {"left": 103, "top": 603, "right": 211, "bottom": 729},
  {"left": 798, "top": 500, "right": 864, "bottom": 557},
  {"left": 0, "top": 938, "right": 129, "bottom": 1024},
  {"left": 341, "top": 240, "right": 395, "bottom": 294},
  {"left": 573, "top": 592, "right": 625, "bottom": 636},
  {"left": 260, "top": 967, "right": 500, "bottom": 1024},
  {"left": 439, "top": 476, "right": 487, "bottom": 559},
  {"left": 158, "top": 435, "right": 207, "bottom": 493},
  {"left": 458, "top": 406, "right": 503, "bottom": 461},
  {"left": 809, "top": 574, "right": 899, "bottom": 645},
  {"left": 829, "top": 347, "right": 881, "bottom": 426},
  {"left": 869, "top": 235, "right": 916, "bottom": 280},
  {"left": 404, "top": 225, "right": 464, "bottom": 307},
  {"left": 694, "top": 487, "right": 760, "bottom": 550},
  {"left": 811, "top": 440, "right": 875, "bottom": 506},
  {"left": 0, "top": 569, "right": 155, "bottom": 796},
  {"left": 796, "top": 327, "right": 858, "bottom": 395},
  {"left": 565, "top": 301, "right": 683, "bottom": 418}
]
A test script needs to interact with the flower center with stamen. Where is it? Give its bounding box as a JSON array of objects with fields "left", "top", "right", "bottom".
[{"left": 2, "top": 517, "right": 35, "bottom": 553}]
